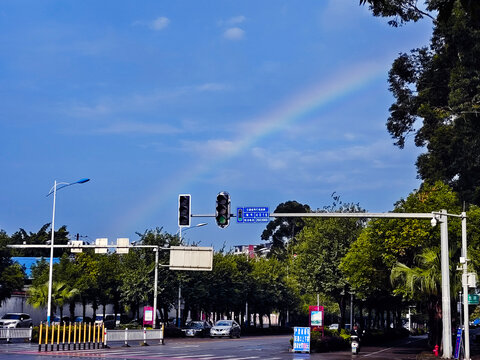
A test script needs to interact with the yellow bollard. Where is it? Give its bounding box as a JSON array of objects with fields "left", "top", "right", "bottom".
[
  {"left": 83, "top": 322, "right": 87, "bottom": 350},
  {"left": 62, "top": 322, "right": 66, "bottom": 350},
  {"left": 45, "top": 323, "right": 49, "bottom": 352},
  {"left": 50, "top": 322, "right": 55, "bottom": 351},
  {"left": 56, "top": 323, "right": 60, "bottom": 351},
  {"left": 92, "top": 323, "right": 96, "bottom": 349},
  {"left": 88, "top": 323, "right": 95, "bottom": 349},
  {"left": 68, "top": 322, "right": 71, "bottom": 350},
  {"left": 101, "top": 323, "right": 104, "bottom": 349},
  {"left": 73, "top": 323, "right": 77, "bottom": 350},
  {"left": 38, "top": 322, "right": 43, "bottom": 352},
  {"left": 78, "top": 322, "right": 82, "bottom": 349},
  {"left": 161, "top": 323, "right": 165, "bottom": 345}
]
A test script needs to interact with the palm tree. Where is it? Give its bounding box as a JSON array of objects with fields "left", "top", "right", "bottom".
[
  {"left": 27, "top": 282, "right": 78, "bottom": 319},
  {"left": 390, "top": 247, "right": 460, "bottom": 348}
]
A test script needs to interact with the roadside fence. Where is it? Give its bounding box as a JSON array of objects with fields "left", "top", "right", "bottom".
[
  {"left": 104, "top": 325, "right": 165, "bottom": 347},
  {"left": 37, "top": 323, "right": 165, "bottom": 351},
  {"left": 38, "top": 322, "right": 104, "bottom": 351},
  {"left": 0, "top": 327, "right": 33, "bottom": 343}
]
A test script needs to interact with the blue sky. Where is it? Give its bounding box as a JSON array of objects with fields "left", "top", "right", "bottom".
[{"left": 0, "top": 1, "right": 434, "bottom": 250}]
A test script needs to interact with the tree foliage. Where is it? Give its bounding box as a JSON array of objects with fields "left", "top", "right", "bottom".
[
  {"left": 360, "top": 0, "right": 480, "bottom": 206},
  {"left": 292, "top": 200, "right": 365, "bottom": 327},
  {"left": 0, "top": 230, "right": 25, "bottom": 304},
  {"left": 261, "top": 200, "right": 310, "bottom": 258}
]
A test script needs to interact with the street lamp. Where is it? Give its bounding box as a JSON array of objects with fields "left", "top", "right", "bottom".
[
  {"left": 175, "top": 222, "right": 207, "bottom": 327},
  {"left": 177, "top": 222, "right": 208, "bottom": 240},
  {"left": 46, "top": 178, "right": 90, "bottom": 324}
]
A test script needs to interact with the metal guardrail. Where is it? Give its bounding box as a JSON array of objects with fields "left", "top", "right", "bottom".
[
  {"left": 104, "top": 326, "right": 164, "bottom": 347},
  {"left": 0, "top": 327, "right": 33, "bottom": 342}
]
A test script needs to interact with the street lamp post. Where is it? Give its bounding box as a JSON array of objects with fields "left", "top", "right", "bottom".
[
  {"left": 461, "top": 212, "right": 471, "bottom": 360},
  {"left": 46, "top": 178, "right": 90, "bottom": 324},
  {"left": 175, "top": 223, "right": 207, "bottom": 327}
]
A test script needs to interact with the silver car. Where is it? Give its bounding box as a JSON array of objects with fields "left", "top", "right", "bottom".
[
  {"left": 0, "top": 313, "right": 32, "bottom": 328},
  {"left": 210, "top": 320, "right": 241, "bottom": 338}
]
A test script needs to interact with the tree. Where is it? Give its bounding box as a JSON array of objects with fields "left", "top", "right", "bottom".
[
  {"left": 292, "top": 201, "right": 365, "bottom": 329},
  {"left": 341, "top": 182, "right": 465, "bottom": 340},
  {"left": 10, "top": 224, "right": 70, "bottom": 257},
  {"left": 261, "top": 200, "right": 311, "bottom": 259},
  {"left": 0, "top": 230, "right": 25, "bottom": 305},
  {"left": 360, "top": 0, "right": 480, "bottom": 206},
  {"left": 390, "top": 246, "right": 462, "bottom": 347},
  {"left": 135, "top": 228, "right": 182, "bottom": 323},
  {"left": 27, "top": 281, "right": 77, "bottom": 318}
]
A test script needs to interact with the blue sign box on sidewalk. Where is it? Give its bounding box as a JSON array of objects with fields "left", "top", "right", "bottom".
[{"left": 293, "top": 327, "right": 310, "bottom": 353}]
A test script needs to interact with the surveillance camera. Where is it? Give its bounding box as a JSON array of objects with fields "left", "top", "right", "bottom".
[{"left": 430, "top": 217, "right": 437, "bottom": 227}]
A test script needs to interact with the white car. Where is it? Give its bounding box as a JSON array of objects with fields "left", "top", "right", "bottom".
[
  {"left": 94, "top": 314, "right": 119, "bottom": 329},
  {"left": 0, "top": 313, "right": 32, "bottom": 328},
  {"left": 210, "top": 320, "right": 241, "bottom": 338}
]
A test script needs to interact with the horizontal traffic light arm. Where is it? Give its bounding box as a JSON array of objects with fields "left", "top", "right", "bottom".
[{"left": 191, "top": 212, "right": 440, "bottom": 219}]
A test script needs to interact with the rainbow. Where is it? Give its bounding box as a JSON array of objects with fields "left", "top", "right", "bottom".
[{"left": 112, "top": 60, "right": 386, "bottom": 235}]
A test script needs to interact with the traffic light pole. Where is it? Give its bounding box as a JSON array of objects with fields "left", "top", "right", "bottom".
[{"left": 193, "top": 209, "right": 463, "bottom": 359}]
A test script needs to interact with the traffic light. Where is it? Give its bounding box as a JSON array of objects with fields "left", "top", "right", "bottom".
[
  {"left": 237, "top": 207, "right": 243, "bottom": 223},
  {"left": 215, "top": 192, "right": 231, "bottom": 228},
  {"left": 178, "top": 194, "right": 191, "bottom": 227}
]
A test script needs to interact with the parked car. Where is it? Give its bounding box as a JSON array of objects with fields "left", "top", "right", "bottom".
[
  {"left": 181, "top": 321, "right": 211, "bottom": 337},
  {"left": 210, "top": 320, "right": 241, "bottom": 338},
  {"left": 51, "top": 315, "right": 70, "bottom": 325},
  {"left": 328, "top": 323, "right": 339, "bottom": 330},
  {"left": 94, "top": 314, "right": 118, "bottom": 329},
  {"left": 0, "top": 313, "right": 32, "bottom": 328},
  {"left": 74, "top": 316, "right": 93, "bottom": 324}
]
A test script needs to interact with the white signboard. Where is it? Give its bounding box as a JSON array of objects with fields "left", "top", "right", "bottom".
[
  {"left": 71, "top": 240, "right": 83, "bottom": 253},
  {"left": 95, "top": 238, "right": 108, "bottom": 254},
  {"left": 116, "top": 238, "right": 130, "bottom": 254},
  {"left": 169, "top": 246, "right": 213, "bottom": 271}
]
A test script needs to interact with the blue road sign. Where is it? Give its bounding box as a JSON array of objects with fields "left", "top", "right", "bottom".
[
  {"left": 293, "top": 327, "right": 310, "bottom": 353},
  {"left": 454, "top": 327, "right": 462, "bottom": 359},
  {"left": 237, "top": 207, "right": 269, "bottom": 223}
]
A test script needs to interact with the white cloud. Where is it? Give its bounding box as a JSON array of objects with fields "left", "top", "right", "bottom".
[
  {"left": 223, "top": 27, "right": 245, "bottom": 41},
  {"left": 69, "top": 103, "right": 111, "bottom": 117},
  {"left": 218, "top": 15, "right": 246, "bottom": 26},
  {"left": 184, "top": 139, "right": 236, "bottom": 158},
  {"left": 133, "top": 17, "right": 170, "bottom": 31},
  {"left": 195, "top": 83, "right": 230, "bottom": 92},
  {"left": 343, "top": 133, "right": 357, "bottom": 141},
  {"left": 251, "top": 147, "right": 288, "bottom": 170},
  {"left": 95, "top": 121, "right": 180, "bottom": 135},
  {"left": 151, "top": 17, "right": 170, "bottom": 30},
  {"left": 226, "top": 15, "right": 246, "bottom": 25}
]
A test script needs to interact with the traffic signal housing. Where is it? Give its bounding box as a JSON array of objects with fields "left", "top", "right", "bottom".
[
  {"left": 215, "top": 192, "right": 231, "bottom": 228},
  {"left": 178, "top": 194, "right": 191, "bottom": 227}
]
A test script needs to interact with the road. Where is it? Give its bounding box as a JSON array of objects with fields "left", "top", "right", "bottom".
[{"left": 0, "top": 334, "right": 439, "bottom": 360}]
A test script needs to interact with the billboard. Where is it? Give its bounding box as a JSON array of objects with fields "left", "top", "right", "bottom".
[
  {"left": 309, "top": 305, "right": 324, "bottom": 333},
  {"left": 169, "top": 246, "right": 213, "bottom": 271}
]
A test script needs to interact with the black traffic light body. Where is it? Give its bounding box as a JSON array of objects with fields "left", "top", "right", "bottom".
[
  {"left": 215, "top": 192, "right": 231, "bottom": 228},
  {"left": 178, "top": 194, "right": 191, "bottom": 227}
]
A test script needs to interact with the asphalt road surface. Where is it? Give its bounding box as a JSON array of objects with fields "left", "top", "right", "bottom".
[{"left": 0, "top": 334, "right": 442, "bottom": 360}]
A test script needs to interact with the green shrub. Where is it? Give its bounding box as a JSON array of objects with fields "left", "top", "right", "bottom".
[{"left": 310, "top": 330, "right": 349, "bottom": 352}]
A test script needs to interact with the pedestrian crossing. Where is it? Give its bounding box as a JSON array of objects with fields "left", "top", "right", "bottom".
[{"left": 9, "top": 347, "right": 284, "bottom": 360}]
